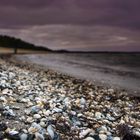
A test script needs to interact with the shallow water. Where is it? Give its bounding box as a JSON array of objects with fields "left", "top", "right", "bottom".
[{"left": 15, "top": 53, "right": 140, "bottom": 95}]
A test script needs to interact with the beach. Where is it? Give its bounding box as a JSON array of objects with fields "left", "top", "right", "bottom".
[
  {"left": 1, "top": 0, "right": 140, "bottom": 139},
  {"left": 0, "top": 55, "right": 140, "bottom": 139},
  {"left": 14, "top": 53, "right": 140, "bottom": 95}
]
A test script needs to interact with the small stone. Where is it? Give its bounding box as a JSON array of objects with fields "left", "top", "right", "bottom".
[
  {"left": 31, "top": 106, "right": 40, "bottom": 114},
  {"left": 35, "top": 132, "right": 44, "bottom": 140},
  {"left": 106, "top": 114, "right": 115, "bottom": 121},
  {"left": 31, "top": 123, "right": 42, "bottom": 132},
  {"left": 113, "top": 137, "right": 120, "bottom": 140},
  {"left": 99, "top": 126, "right": 108, "bottom": 133},
  {"left": 47, "top": 125, "right": 55, "bottom": 140},
  {"left": 7, "top": 133, "right": 20, "bottom": 139},
  {"left": 132, "top": 128, "right": 140, "bottom": 137},
  {"left": 21, "top": 98, "right": 30, "bottom": 103},
  {"left": 43, "top": 110, "right": 51, "bottom": 116},
  {"left": 106, "top": 132, "right": 112, "bottom": 136},
  {"left": 19, "top": 116, "right": 26, "bottom": 121},
  {"left": 33, "top": 114, "right": 41, "bottom": 119},
  {"left": 40, "top": 121, "right": 46, "bottom": 128},
  {"left": 38, "top": 110, "right": 43, "bottom": 115},
  {"left": 95, "top": 112, "right": 102, "bottom": 120},
  {"left": 52, "top": 108, "right": 62, "bottom": 113},
  {"left": 2, "top": 89, "right": 13, "bottom": 95},
  {"left": 0, "top": 97, "right": 7, "bottom": 103},
  {"left": 22, "top": 129, "right": 28, "bottom": 133},
  {"left": 9, "top": 130, "right": 19, "bottom": 135},
  {"left": 80, "top": 97, "right": 86, "bottom": 105},
  {"left": 107, "top": 135, "right": 113, "bottom": 140},
  {"left": 26, "top": 102, "right": 34, "bottom": 107},
  {"left": 3, "top": 108, "right": 16, "bottom": 117},
  {"left": 93, "top": 135, "right": 101, "bottom": 140},
  {"left": 5, "top": 127, "right": 11, "bottom": 133},
  {"left": 79, "top": 129, "right": 95, "bottom": 138},
  {"left": 77, "top": 113, "right": 83, "bottom": 117},
  {"left": 24, "top": 109, "right": 31, "bottom": 115},
  {"left": 83, "top": 137, "right": 95, "bottom": 140},
  {"left": 9, "top": 72, "right": 16, "bottom": 79},
  {"left": 0, "top": 122, "right": 7, "bottom": 131},
  {"left": 99, "top": 134, "right": 107, "bottom": 140},
  {"left": 102, "top": 120, "right": 110, "bottom": 124},
  {"left": 11, "top": 106, "right": 20, "bottom": 110},
  {"left": 40, "top": 118, "right": 47, "bottom": 122},
  {"left": 119, "top": 119, "right": 125, "bottom": 124},
  {"left": 70, "top": 111, "right": 77, "bottom": 115},
  {"left": 20, "top": 133, "right": 28, "bottom": 140},
  {"left": 108, "top": 89, "right": 114, "bottom": 93},
  {"left": 27, "top": 117, "right": 34, "bottom": 123},
  {"left": 27, "top": 134, "right": 35, "bottom": 140},
  {"left": 0, "top": 132, "right": 5, "bottom": 139},
  {"left": 28, "top": 127, "right": 38, "bottom": 134}
]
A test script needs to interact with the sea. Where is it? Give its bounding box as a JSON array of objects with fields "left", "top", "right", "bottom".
[{"left": 14, "top": 52, "right": 140, "bottom": 95}]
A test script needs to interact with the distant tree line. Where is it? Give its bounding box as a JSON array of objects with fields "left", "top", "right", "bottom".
[{"left": 0, "top": 35, "right": 52, "bottom": 53}]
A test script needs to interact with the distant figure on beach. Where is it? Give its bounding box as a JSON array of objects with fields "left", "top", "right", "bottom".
[{"left": 14, "top": 47, "right": 17, "bottom": 54}]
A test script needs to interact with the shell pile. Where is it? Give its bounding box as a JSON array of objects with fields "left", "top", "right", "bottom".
[{"left": 0, "top": 57, "right": 140, "bottom": 140}]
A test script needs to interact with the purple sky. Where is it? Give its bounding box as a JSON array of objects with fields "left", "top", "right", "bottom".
[{"left": 0, "top": 0, "right": 140, "bottom": 51}]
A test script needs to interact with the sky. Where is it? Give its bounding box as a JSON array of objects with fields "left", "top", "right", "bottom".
[{"left": 0, "top": 0, "right": 140, "bottom": 51}]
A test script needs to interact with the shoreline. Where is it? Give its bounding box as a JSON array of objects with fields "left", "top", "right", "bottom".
[
  {"left": 12, "top": 54, "right": 140, "bottom": 96},
  {"left": 0, "top": 55, "right": 140, "bottom": 139}
]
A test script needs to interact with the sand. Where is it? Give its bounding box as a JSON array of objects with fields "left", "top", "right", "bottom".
[{"left": 13, "top": 53, "right": 140, "bottom": 96}]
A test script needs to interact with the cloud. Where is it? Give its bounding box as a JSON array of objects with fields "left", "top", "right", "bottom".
[
  {"left": 0, "top": 0, "right": 140, "bottom": 29},
  {"left": 0, "top": 0, "right": 140, "bottom": 51},
  {"left": 0, "top": 25, "right": 140, "bottom": 51}
]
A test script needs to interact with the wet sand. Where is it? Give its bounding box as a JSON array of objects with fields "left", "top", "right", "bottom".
[
  {"left": 0, "top": 47, "right": 48, "bottom": 54},
  {"left": 13, "top": 53, "right": 140, "bottom": 96},
  {"left": 0, "top": 56, "right": 140, "bottom": 139}
]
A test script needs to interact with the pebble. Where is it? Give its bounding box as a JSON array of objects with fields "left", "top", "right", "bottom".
[
  {"left": 27, "top": 117, "right": 34, "bottom": 123},
  {"left": 80, "top": 97, "right": 86, "bottom": 105},
  {"left": 113, "top": 137, "right": 120, "bottom": 140},
  {"left": 35, "top": 132, "right": 45, "bottom": 140},
  {"left": 47, "top": 125, "right": 55, "bottom": 139},
  {"left": 20, "top": 133, "right": 28, "bottom": 140},
  {"left": 79, "top": 128, "right": 95, "bottom": 138},
  {"left": 31, "top": 106, "right": 41, "bottom": 114},
  {"left": 108, "top": 89, "right": 114, "bottom": 93},
  {"left": 84, "top": 137, "right": 95, "bottom": 140},
  {"left": 0, "top": 123, "right": 7, "bottom": 131},
  {"left": 43, "top": 110, "right": 51, "bottom": 116},
  {"left": 99, "top": 134, "right": 107, "bottom": 140},
  {"left": 132, "top": 128, "right": 140, "bottom": 137},
  {"left": 95, "top": 112, "right": 102, "bottom": 120},
  {"left": 31, "top": 123, "right": 42, "bottom": 132},
  {"left": 33, "top": 114, "right": 41, "bottom": 119},
  {"left": 28, "top": 127, "right": 38, "bottom": 134},
  {"left": 9, "top": 130, "right": 19, "bottom": 135},
  {"left": 52, "top": 108, "right": 63, "bottom": 113},
  {"left": 3, "top": 108, "right": 16, "bottom": 117},
  {"left": 40, "top": 121, "right": 46, "bottom": 128},
  {"left": 107, "top": 135, "right": 113, "bottom": 140},
  {"left": 0, "top": 58, "right": 139, "bottom": 140},
  {"left": 98, "top": 126, "right": 108, "bottom": 133}
]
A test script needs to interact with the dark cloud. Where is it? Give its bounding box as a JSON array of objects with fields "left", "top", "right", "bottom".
[
  {"left": 0, "top": 0, "right": 140, "bottom": 51},
  {"left": 0, "top": 0, "right": 53, "bottom": 8},
  {"left": 1, "top": 25, "right": 140, "bottom": 51},
  {"left": 0, "top": 0, "right": 140, "bottom": 29}
]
